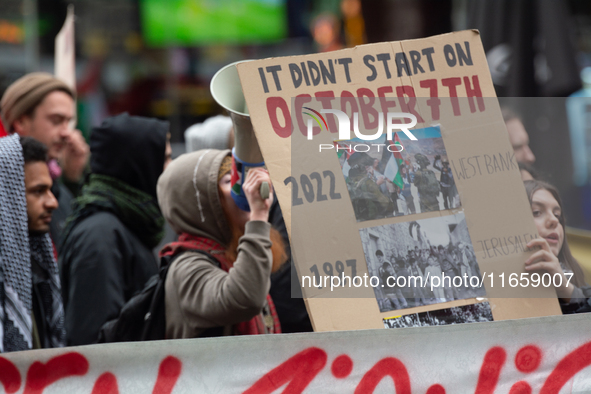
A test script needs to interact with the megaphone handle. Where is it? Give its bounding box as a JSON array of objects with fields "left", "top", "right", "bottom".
[{"left": 260, "top": 181, "right": 269, "bottom": 200}]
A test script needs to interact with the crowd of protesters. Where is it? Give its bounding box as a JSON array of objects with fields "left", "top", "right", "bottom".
[
  {"left": 0, "top": 72, "right": 588, "bottom": 353},
  {"left": 0, "top": 72, "right": 303, "bottom": 352}
]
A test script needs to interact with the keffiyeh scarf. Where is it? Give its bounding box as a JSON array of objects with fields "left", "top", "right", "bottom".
[{"left": 0, "top": 135, "right": 65, "bottom": 352}]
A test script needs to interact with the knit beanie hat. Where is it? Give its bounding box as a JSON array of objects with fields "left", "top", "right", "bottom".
[
  {"left": 184, "top": 115, "right": 233, "bottom": 153},
  {"left": 1, "top": 73, "right": 75, "bottom": 132}
]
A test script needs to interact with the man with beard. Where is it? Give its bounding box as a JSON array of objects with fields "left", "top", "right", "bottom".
[{"left": 0, "top": 135, "right": 65, "bottom": 351}]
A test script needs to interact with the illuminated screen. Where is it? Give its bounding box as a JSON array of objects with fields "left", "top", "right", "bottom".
[{"left": 140, "top": 0, "right": 287, "bottom": 46}]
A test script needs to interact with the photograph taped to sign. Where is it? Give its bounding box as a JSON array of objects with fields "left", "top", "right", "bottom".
[
  {"left": 359, "top": 211, "right": 486, "bottom": 312},
  {"left": 383, "top": 301, "right": 493, "bottom": 328},
  {"left": 335, "top": 126, "right": 461, "bottom": 222}
]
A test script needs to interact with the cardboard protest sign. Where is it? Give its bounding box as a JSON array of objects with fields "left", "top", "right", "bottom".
[
  {"left": 236, "top": 30, "right": 561, "bottom": 332},
  {"left": 2, "top": 314, "right": 591, "bottom": 393}
]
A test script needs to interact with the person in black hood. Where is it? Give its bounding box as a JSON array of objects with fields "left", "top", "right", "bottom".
[{"left": 59, "top": 113, "right": 170, "bottom": 346}]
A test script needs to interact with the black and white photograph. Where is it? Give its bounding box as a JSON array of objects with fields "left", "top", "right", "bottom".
[
  {"left": 336, "top": 126, "right": 460, "bottom": 222},
  {"left": 359, "top": 212, "right": 486, "bottom": 313},
  {"left": 383, "top": 302, "right": 494, "bottom": 329}
]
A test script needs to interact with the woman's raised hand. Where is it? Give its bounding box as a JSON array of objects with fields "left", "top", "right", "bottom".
[{"left": 525, "top": 238, "right": 574, "bottom": 299}]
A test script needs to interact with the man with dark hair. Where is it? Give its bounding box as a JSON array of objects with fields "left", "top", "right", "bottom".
[
  {"left": 22, "top": 138, "right": 58, "bottom": 236},
  {"left": 1, "top": 72, "right": 90, "bottom": 249},
  {"left": 0, "top": 135, "right": 65, "bottom": 352}
]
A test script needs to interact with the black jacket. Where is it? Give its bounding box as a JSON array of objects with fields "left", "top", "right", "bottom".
[
  {"left": 58, "top": 113, "right": 168, "bottom": 346},
  {"left": 59, "top": 211, "right": 158, "bottom": 345}
]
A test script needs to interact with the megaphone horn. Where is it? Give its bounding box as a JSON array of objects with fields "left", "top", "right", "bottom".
[{"left": 210, "top": 60, "right": 269, "bottom": 211}]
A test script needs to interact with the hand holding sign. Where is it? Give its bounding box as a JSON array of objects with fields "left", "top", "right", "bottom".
[
  {"left": 243, "top": 168, "right": 273, "bottom": 222},
  {"left": 525, "top": 238, "right": 575, "bottom": 299}
]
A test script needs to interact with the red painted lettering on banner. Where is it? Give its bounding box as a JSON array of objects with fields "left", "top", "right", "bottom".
[
  {"left": 152, "top": 356, "right": 182, "bottom": 394},
  {"left": 12, "top": 341, "right": 591, "bottom": 393},
  {"left": 331, "top": 355, "right": 353, "bottom": 379},
  {"left": 91, "top": 373, "right": 119, "bottom": 394},
  {"left": 515, "top": 345, "right": 542, "bottom": 373},
  {"left": 243, "top": 347, "right": 327, "bottom": 394},
  {"left": 540, "top": 341, "right": 591, "bottom": 394},
  {"left": 0, "top": 357, "right": 21, "bottom": 393},
  {"left": 474, "top": 346, "right": 506, "bottom": 394},
  {"left": 23, "top": 352, "right": 89, "bottom": 394},
  {"left": 426, "top": 383, "right": 446, "bottom": 394},
  {"left": 354, "top": 357, "right": 411, "bottom": 394},
  {"left": 508, "top": 381, "right": 532, "bottom": 394}
]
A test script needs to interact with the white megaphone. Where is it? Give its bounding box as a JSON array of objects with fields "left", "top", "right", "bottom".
[{"left": 210, "top": 60, "right": 269, "bottom": 211}]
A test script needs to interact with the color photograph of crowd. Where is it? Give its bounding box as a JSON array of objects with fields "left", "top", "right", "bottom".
[{"left": 336, "top": 127, "right": 460, "bottom": 222}]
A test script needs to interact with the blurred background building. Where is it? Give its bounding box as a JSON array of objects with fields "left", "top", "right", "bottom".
[{"left": 3, "top": 0, "right": 591, "bottom": 238}]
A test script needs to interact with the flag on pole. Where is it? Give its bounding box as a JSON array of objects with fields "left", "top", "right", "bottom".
[{"left": 383, "top": 133, "right": 404, "bottom": 189}]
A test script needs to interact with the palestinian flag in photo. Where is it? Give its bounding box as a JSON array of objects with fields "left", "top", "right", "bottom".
[
  {"left": 231, "top": 156, "right": 242, "bottom": 195},
  {"left": 334, "top": 141, "right": 353, "bottom": 178},
  {"left": 383, "top": 133, "right": 404, "bottom": 189}
]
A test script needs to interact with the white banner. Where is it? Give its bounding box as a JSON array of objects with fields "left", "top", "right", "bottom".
[{"left": 1, "top": 314, "right": 590, "bottom": 393}]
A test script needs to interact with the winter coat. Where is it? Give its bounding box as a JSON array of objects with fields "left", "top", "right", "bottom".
[
  {"left": 59, "top": 212, "right": 158, "bottom": 345},
  {"left": 157, "top": 149, "right": 275, "bottom": 339},
  {"left": 59, "top": 113, "right": 168, "bottom": 346}
]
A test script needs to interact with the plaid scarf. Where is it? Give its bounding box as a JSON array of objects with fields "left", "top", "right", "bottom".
[
  {"left": 63, "top": 174, "right": 165, "bottom": 250},
  {"left": 160, "top": 233, "right": 281, "bottom": 335},
  {"left": 0, "top": 135, "right": 65, "bottom": 352}
]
